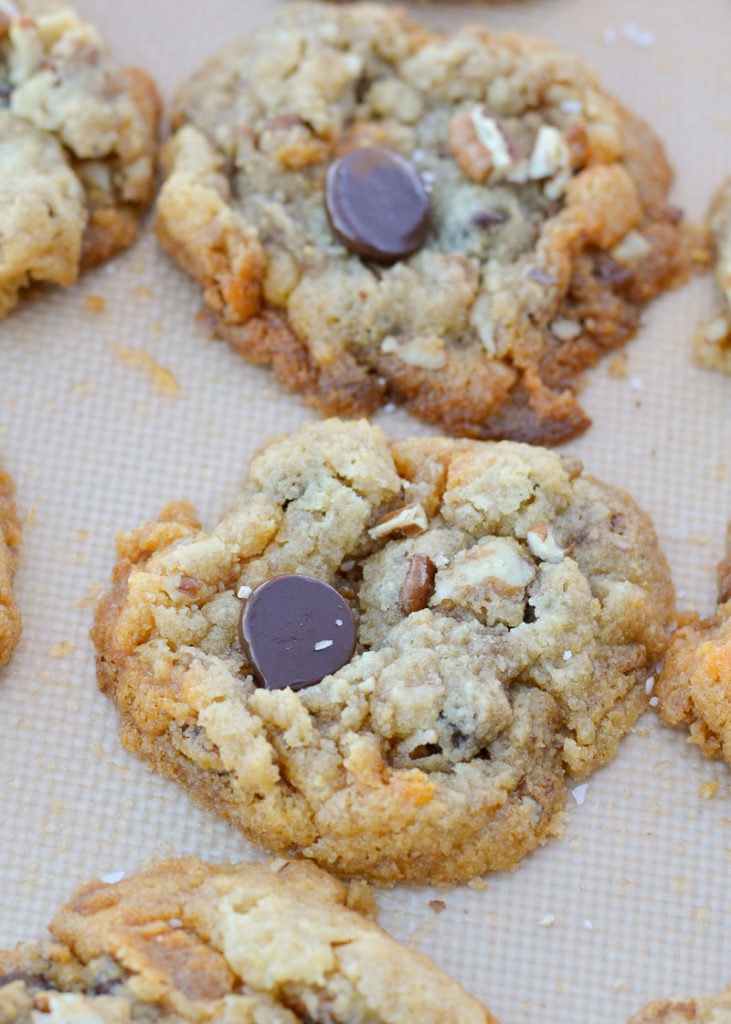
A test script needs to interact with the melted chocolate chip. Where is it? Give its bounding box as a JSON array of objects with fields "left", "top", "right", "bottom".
[
  {"left": 238, "top": 575, "right": 356, "bottom": 691},
  {"left": 325, "top": 146, "right": 431, "bottom": 263}
]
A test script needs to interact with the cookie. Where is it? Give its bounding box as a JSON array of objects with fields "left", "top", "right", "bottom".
[
  {"left": 0, "top": 1, "right": 160, "bottom": 320},
  {"left": 0, "top": 463, "right": 21, "bottom": 668},
  {"left": 628, "top": 987, "right": 731, "bottom": 1023},
  {"left": 694, "top": 178, "right": 731, "bottom": 373},
  {"left": 654, "top": 524, "right": 731, "bottom": 766},
  {"left": 93, "top": 418, "right": 674, "bottom": 884},
  {"left": 0, "top": 856, "right": 497, "bottom": 1024},
  {"left": 155, "top": 2, "right": 691, "bottom": 445}
]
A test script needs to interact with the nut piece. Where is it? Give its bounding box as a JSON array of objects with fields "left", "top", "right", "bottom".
[
  {"left": 369, "top": 503, "right": 428, "bottom": 540},
  {"left": 526, "top": 523, "right": 569, "bottom": 563},
  {"left": 398, "top": 553, "right": 437, "bottom": 614},
  {"left": 448, "top": 106, "right": 513, "bottom": 184}
]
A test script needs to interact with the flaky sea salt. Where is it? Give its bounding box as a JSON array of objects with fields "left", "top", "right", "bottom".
[
  {"left": 314, "top": 640, "right": 334, "bottom": 651},
  {"left": 649, "top": 696, "right": 659, "bottom": 707},
  {"left": 101, "top": 871, "right": 126, "bottom": 884},
  {"left": 645, "top": 676, "right": 655, "bottom": 694},
  {"left": 560, "top": 99, "right": 583, "bottom": 114},
  {"left": 571, "top": 784, "right": 588, "bottom": 805},
  {"left": 584, "top": 919, "right": 594, "bottom": 930},
  {"left": 237, "top": 585, "right": 252, "bottom": 600},
  {"left": 623, "top": 22, "right": 655, "bottom": 47},
  {"left": 539, "top": 914, "right": 555, "bottom": 927},
  {"left": 562, "top": 650, "right": 572, "bottom": 661}
]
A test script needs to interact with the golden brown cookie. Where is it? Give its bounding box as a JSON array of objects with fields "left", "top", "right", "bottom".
[
  {"left": 694, "top": 178, "right": 731, "bottom": 373},
  {"left": 0, "top": 1, "right": 160, "bottom": 319},
  {"left": 156, "top": 2, "right": 692, "bottom": 445},
  {"left": 0, "top": 856, "right": 498, "bottom": 1024},
  {"left": 94, "top": 419, "right": 674, "bottom": 884},
  {"left": 0, "top": 464, "right": 21, "bottom": 668},
  {"left": 655, "top": 524, "right": 731, "bottom": 766},
  {"left": 628, "top": 986, "right": 731, "bottom": 1023}
]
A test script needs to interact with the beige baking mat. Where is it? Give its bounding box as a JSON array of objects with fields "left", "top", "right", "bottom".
[{"left": 1, "top": 0, "right": 730, "bottom": 1020}]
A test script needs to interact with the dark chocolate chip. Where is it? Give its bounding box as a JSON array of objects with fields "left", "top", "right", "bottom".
[
  {"left": 470, "top": 209, "right": 509, "bottom": 229},
  {"left": 325, "top": 146, "right": 431, "bottom": 263},
  {"left": 238, "top": 575, "right": 356, "bottom": 691}
]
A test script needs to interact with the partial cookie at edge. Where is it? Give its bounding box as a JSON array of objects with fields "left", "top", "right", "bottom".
[
  {"left": 0, "top": 465, "right": 21, "bottom": 668},
  {"left": 156, "top": 1, "right": 693, "bottom": 444},
  {"left": 694, "top": 177, "right": 731, "bottom": 373},
  {"left": 0, "top": 856, "right": 498, "bottom": 1024},
  {"left": 0, "top": 1, "right": 160, "bottom": 320},
  {"left": 628, "top": 985, "right": 731, "bottom": 1024},
  {"left": 93, "top": 418, "right": 675, "bottom": 884},
  {"left": 655, "top": 523, "right": 731, "bottom": 766}
]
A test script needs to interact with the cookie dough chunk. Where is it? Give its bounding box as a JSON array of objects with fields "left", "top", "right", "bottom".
[
  {"left": 94, "top": 419, "right": 674, "bottom": 883},
  {"left": 0, "top": 1, "right": 160, "bottom": 319},
  {"left": 694, "top": 178, "right": 731, "bottom": 373},
  {"left": 156, "top": 2, "right": 691, "bottom": 445},
  {"left": 0, "top": 857, "right": 497, "bottom": 1024},
  {"left": 628, "top": 986, "right": 731, "bottom": 1023},
  {"left": 655, "top": 525, "right": 731, "bottom": 766},
  {"left": 0, "top": 464, "right": 21, "bottom": 667}
]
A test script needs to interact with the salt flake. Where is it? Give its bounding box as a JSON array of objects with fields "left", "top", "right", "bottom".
[
  {"left": 237, "top": 585, "right": 252, "bottom": 600},
  {"left": 539, "top": 914, "right": 555, "bottom": 927},
  {"left": 571, "top": 784, "right": 588, "bottom": 805},
  {"left": 101, "top": 871, "right": 126, "bottom": 884},
  {"left": 314, "top": 640, "right": 334, "bottom": 651}
]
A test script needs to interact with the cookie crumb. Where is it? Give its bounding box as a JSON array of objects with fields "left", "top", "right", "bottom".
[
  {"left": 114, "top": 345, "right": 182, "bottom": 398},
  {"left": 50, "top": 640, "right": 75, "bottom": 658},
  {"left": 83, "top": 294, "right": 106, "bottom": 312},
  {"left": 429, "top": 899, "right": 447, "bottom": 914},
  {"left": 467, "top": 877, "right": 489, "bottom": 891},
  {"left": 699, "top": 780, "right": 719, "bottom": 799}
]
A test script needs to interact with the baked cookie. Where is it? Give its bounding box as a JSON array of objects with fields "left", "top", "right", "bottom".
[
  {"left": 694, "top": 178, "right": 731, "bottom": 373},
  {"left": 655, "top": 524, "right": 731, "bottom": 766},
  {"left": 0, "top": 463, "right": 21, "bottom": 668},
  {"left": 0, "top": 856, "right": 497, "bottom": 1024},
  {"left": 628, "top": 986, "right": 731, "bottom": 1023},
  {"left": 94, "top": 419, "right": 674, "bottom": 884},
  {"left": 0, "top": 1, "right": 160, "bottom": 320},
  {"left": 156, "top": 2, "right": 691, "bottom": 445}
]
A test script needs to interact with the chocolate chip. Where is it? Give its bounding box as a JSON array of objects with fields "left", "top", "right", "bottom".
[
  {"left": 238, "top": 575, "right": 356, "bottom": 691},
  {"left": 398, "top": 553, "right": 437, "bottom": 615},
  {"left": 325, "top": 146, "right": 431, "bottom": 263},
  {"left": 470, "top": 209, "right": 509, "bottom": 229}
]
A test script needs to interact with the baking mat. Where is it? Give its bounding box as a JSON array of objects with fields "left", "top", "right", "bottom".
[{"left": 0, "top": 0, "right": 729, "bottom": 1021}]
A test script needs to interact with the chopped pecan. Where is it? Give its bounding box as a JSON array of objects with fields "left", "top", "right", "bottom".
[{"left": 398, "top": 553, "right": 437, "bottom": 614}]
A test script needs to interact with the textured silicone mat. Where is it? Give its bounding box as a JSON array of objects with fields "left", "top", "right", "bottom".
[{"left": 0, "top": 1, "right": 729, "bottom": 1022}]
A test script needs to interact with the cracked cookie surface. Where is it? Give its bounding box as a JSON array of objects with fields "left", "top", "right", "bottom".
[
  {"left": 0, "top": 1, "right": 160, "bottom": 319},
  {"left": 156, "top": 1, "right": 691, "bottom": 444},
  {"left": 694, "top": 178, "right": 731, "bottom": 374},
  {"left": 0, "top": 464, "right": 21, "bottom": 668},
  {"left": 0, "top": 856, "right": 497, "bottom": 1024},
  {"left": 628, "top": 987, "right": 731, "bottom": 1024},
  {"left": 655, "top": 525, "right": 731, "bottom": 766},
  {"left": 94, "top": 419, "right": 675, "bottom": 884}
]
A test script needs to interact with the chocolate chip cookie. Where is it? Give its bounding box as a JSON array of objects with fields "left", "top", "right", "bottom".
[
  {"left": 0, "top": 856, "right": 497, "bottom": 1024},
  {"left": 156, "top": 2, "right": 691, "bottom": 445},
  {"left": 628, "top": 987, "right": 731, "bottom": 1023},
  {"left": 654, "top": 524, "right": 731, "bottom": 766},
  {"left": 0, "top": 1, "right": 160, "bottom": 320},
  {"left": 0, "top": 464, "right": 21, "bottom": 668},
  {"left": 94, "top": 419, "right": 674, "bottom": 884},
  {"left": 694, "top": 178, "right": 731, "bottom": 373}
]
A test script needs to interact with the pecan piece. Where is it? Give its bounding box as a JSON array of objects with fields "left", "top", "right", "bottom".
[{"left": 398, "top": 553, "right": 437, "bottom": 615}]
